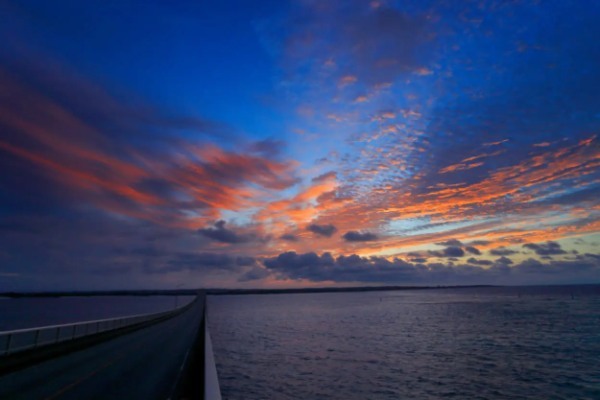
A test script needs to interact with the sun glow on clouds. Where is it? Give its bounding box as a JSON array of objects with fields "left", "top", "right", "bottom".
[{"left": 0, "top": 0, "right": 599, "bottom": 289}]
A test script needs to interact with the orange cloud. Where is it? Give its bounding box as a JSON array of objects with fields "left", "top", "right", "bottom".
[
  {"left": 266, "top": 136, "right": 599, "bottom": 259},
  {"left": 0, "top": 72, "right": 299, "bottom": 229},
  {"left": 338, "top": 75, "right": 358, "bottom": 87}
]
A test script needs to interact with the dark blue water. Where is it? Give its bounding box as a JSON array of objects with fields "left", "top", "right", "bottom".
[
  {"left": 209, "top": 285, "right": 600, "bottom": 400},
  {"left": 0, "top": 295, "right": 194, "bottom": 331}
]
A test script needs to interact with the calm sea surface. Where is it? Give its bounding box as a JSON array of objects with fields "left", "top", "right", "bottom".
[
  {"left": 0, "top": 295, "right": 194, "bottom": 331},
  {"left": 209, "top": 285, "right": 600, "bottom": 400}
]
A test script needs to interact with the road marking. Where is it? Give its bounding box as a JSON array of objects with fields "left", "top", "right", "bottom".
[
  {"left": 43, "top": 341, "right": 145, "bottom": 400},
  {"left": 180, "top": 349, "right": 190, "bottom": 371},
  {"left": 166, "top": 348, "right": 191, "bottom": 399},
  {"left": 38, "top": 301, "right": 197, "bottom": 400}
]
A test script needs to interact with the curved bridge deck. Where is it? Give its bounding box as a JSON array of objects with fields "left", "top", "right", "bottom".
[{"left": 0, "top": 293, "right": 218, "bottom": 400}]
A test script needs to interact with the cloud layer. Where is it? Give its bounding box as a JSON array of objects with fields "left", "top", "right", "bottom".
[
  {"left": 262, "top": 251, "right": 600, "bottom": 286},
  {"left": 0, "top": 1, "right": 598, "bottom": 289}
]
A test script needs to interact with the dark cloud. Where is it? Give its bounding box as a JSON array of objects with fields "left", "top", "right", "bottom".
[
  {"left": 263, "top": 252, "right": 333, "bottom": 281},
  {"left": 149, "top": 253, "right": 256, "bottom": 274},
  {"left": 235, "top": 256, "right": 257, "bottom": 267},
  {"left": 0, "top": 213, "right": 192, "bottom": 290},
  {"left": 262, "top": 252, "right": 600, "bottom": 285},
  {"left": 238, "top": 266, "right": 271, "bottom": 282},
  {"left": 198, "top": 220, "right": 252, "bottom": 244},
  {"left": 490, "top": 247, "right": 518, "bottom": 256},
  {"left": 467, "top": 258, "right": 493, "bottom": 266},
  {"left": 3, "top": 2, "right": 599, "bottom": 291},
  {"left": 406, "top": 252, "right": 428, "bottom": 263},
  {"left": 470, "top": 240, "right": 491, "bottom": 246},
  {"left": 523, "top": 241, "right": 567, "bottom": 256},
  {"left": 465, "top": 246, "right": 481, "bottom": 255},
  {"left": 248, "top": 138, "right": 285, "bottom": 158},
  {"left": 430, "top": 246, "right": 465, "bottom": 258},
  {"left": 264, "top": 251, "right": 411, "bottom": 282},
  {"left": 307, "top": 223, "right": 337, "bottom": 237},
  {"left": 436, "top": 239, "right": 463, "bottom": 247},
  {"left": 391, "top": 2, "right": 600, "bottom": 217},
  {"left": 494, "top": 256, "right": 514, "bottom": 265},
  {"left": 342, "top": 231, "right": 378, "bottom": 242},
  {"left": 444, "top": 246, "right": 465, "bottom": 257},
  {"left": 538, "top": 186, "right": 600, "bottom": 207},
  {"left": 280, "top": 233, "right": 299, "bottom": 242},
  {"left": 0, "top": 209, "right": 267, "bottom": 290},
  {"left": 0, "top": 57, "right": 301, "bottom": 229},
  {"left": 281, "top": 2, "right": 432, "bottom": 84},
  {"left": 342, "top": 7, "right": 431, "bottom": 83}
]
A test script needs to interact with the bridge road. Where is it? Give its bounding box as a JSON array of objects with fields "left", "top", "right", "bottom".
[{"left": 0, "top": 295, "right": 205, "bottom": 400}]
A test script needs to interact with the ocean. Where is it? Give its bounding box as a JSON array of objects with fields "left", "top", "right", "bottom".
[
  {"left": 0, "top": 295, "right": 194, "bottom": 331},
  {"left": 208, "top": 285, "right": 600, "bottom": 400}
]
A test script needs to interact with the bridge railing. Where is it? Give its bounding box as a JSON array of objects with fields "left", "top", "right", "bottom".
[{"left": 0, "top": 297, "right": 196, "bottom": 357}]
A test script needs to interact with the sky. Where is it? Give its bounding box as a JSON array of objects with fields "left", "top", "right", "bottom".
[{"left": 0, "top": 0, "right": 599, "bottom": 291}]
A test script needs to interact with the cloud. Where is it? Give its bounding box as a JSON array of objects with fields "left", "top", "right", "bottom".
[
  {"left": 272, "top": 1, "right": 433, "bottom": 89},
  {"left": 435, "top": 239, "right": 463, "bottom": 247},
  {"left": 0, "top": 60, "right": 301, "bottom": 229},
  {"left": 494, "top": 256, "right": 514, "bottom": 265},
  {"left": 467, "top": 258, "right": 493, "bottom": 266},
  {"left": 2, "top": 2, "right": 600, "bottom": 290},
  {"left": 252, "top": 1, "right": 600, "bottom": 270},
  {"left": 264, "top": 252, "right": 600, "bottom": 285},
  {"left": 247, "top": 138, "right": 286, "bottom": 158},
  {"left": 0, "top": 212, "right": 253, "bottom": 290},
  {"left": 198, "top": 220, "right": 254, "bottom": 244},
  {"left": 312, "top": 171, "right": 337, "bottom": 183},
  {"left": 464, "top": 246, "right": 481, "bottom": 255},
  {"left": 523, "top": 241, "right": 567, "bottom": 256},
  {"left": 238, "top": 266, "right": 271, "bottom": 282},
  {"left": 490, "top": 247, "right": 518, "bottom": 256},
  {"left": 439, "top": 161, "right": 484, "bottom": 174},
  {"left": 406, "top": 252, "right": 428, "bottom": 263},
  {"left": 255, "top": 178, "right": 337, "bottom": 226},
  {"left": 339, "top": 6, "right": 431, "bottom": 84},
  {"left": 430, "top": 246, "right": 465, "bottom": 258},
  {"left": 338, "top": 75, "right": 357, "bottom": 87},
  {"left": 148, "top": 252, "right": 256, "bottom": 274},
  {"left": 307, "top": 223, "right": 337, "bottom": 237},
  {"left": 470, "top": 240, "right": 491, "bottom": 246},
  {"left": 280, "top": 233, "right": 299, "bottom": 242},
  {"left": 342, "top": 231, "right": 378, "bottom": 242},
  {"left": 443, "top": 246, "right": 465, "bottom": 257},
  {"left": 281, "top": 3, "right": 600, "bottom": 255},
  {"left": 262, "top": 251, "right": 600, "bottom": 285}
]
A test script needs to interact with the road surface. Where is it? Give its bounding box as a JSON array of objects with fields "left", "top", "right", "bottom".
[{"left": 0, "top": 297, "right": 204, "bottom": 400}]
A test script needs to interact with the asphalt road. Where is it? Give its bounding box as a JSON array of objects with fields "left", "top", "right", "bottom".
[{"left": 0, "top": 298, "right": 204, "bottom": 400}]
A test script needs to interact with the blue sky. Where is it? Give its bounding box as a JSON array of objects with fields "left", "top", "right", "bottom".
[{"left": 0, "top": 0, "right": 599, "bottom": 290}]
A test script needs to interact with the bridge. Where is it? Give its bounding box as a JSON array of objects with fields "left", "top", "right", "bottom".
[{"left": 0, "top": 292, "right": 221, "bottom": 399}]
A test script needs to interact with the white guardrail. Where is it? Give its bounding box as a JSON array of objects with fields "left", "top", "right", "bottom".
[
  {"left": 204, "top": 313, "right": 222, "bottom": 400},
  {"left": 0, "top": 297, "right": 195, "bottom": 357}
]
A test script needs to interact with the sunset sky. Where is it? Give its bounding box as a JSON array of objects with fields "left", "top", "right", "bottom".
[{"left": 1, "top": 0, "right": 599, "bottom": 290}]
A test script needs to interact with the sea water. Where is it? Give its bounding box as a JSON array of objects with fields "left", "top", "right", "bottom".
[{"left": 209, "top": 286, "right": 600, "bottom": 399}]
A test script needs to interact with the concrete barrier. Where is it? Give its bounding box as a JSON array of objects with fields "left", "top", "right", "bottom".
[{"left": 0, "top": 297, "right": 195, "bottom": 356}]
